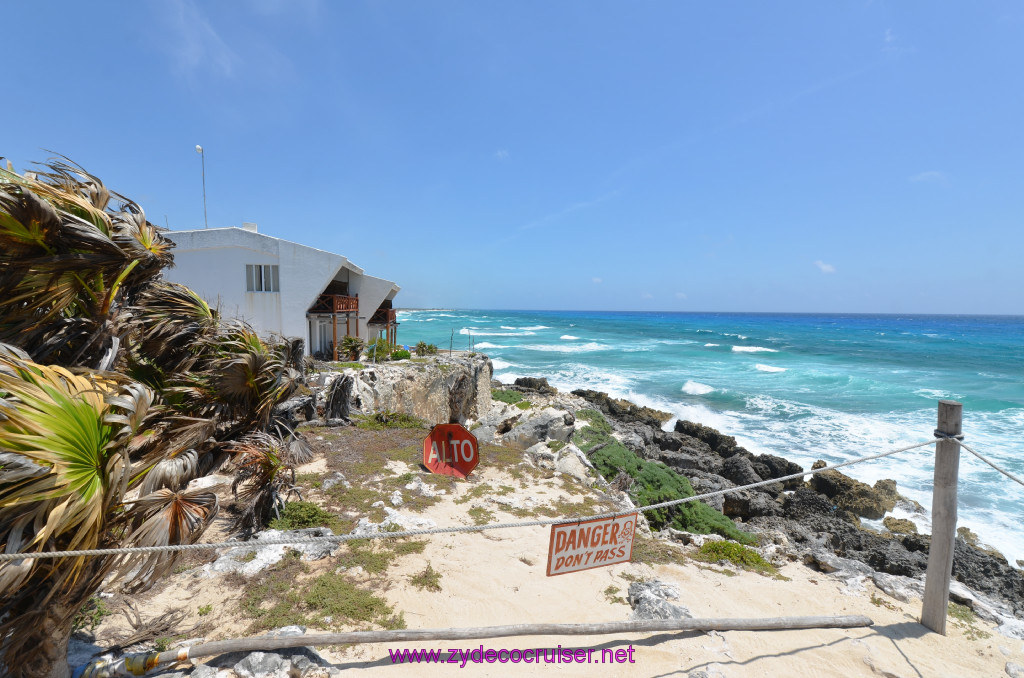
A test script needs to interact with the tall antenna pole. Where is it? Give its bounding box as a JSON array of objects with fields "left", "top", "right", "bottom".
[{"left": 196, "top": 145, "right": 208, "bottom": 229}]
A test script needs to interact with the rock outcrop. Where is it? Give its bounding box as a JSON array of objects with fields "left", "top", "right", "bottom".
[{"left": 315, "top": 354, "right": 492, "bottom": 426}]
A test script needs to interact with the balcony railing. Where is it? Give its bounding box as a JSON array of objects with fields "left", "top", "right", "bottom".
[
  {"left": 370, "top": 308, "right": 398, "bottom": 325},
  {"left": 309, "top": 294, "right": 358, "bottom": 314}
]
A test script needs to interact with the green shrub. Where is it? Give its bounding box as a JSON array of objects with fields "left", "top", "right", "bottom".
[
  {"left": 514, "top": 400, "right": 532, "bottom": 410},
  {"left": 573, "top": 409, "right": 753, "bottom": 544},
  {"left": 491, "top": 389, "right": 523, "bottom": 405},
  {"left": 365, "top": 338, "right": 394, "bottom": 362},
  {"left": 269, "top": 501, "right": 338, "bottom": 530},
  {"left": 693, "top": 541, "right": 775, "bottom": 575},
  {"left": 390, "top": 349, "right": 411, "bottom": 360},
  {"left": 415, "top": 341, "right": 438, "bottom": 356}
]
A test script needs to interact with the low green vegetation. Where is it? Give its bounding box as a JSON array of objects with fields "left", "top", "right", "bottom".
[
  {"left": 603, "top": 585, "right": 626, "bottom": 605},
  {"left": 269, "top": 501, "right": 341, "bottom": 531},
  {"left": 71, "top": 596, "right": 110, "bottom": 634},
  {"left": 630, "top": 536, "right": 682, "bottom": 566},
  {"left": 693, "top": 541, "right": 777, "bottom": 576},
  {"left": 467, "top": 506, "right": 494, "bottom": 525},
  {"left": 331, "top": 361, "right": 365, "bottom": 370},
  {"left": 948, "top": 602, "right": 991, "bottom": 640},
  {"left": 514, "top": 400, "right": 532, "bottom": 410},
  {"left": 547, "top": 440, "right": 565, "bottom": 453},
  {"left": 365, "top": 338, "right": 396, "bottom": 362},
  {"left": 240, "top": 549, "right": 407, "bottom": 633},
  {"left": 354, "top": 412, "right": 425, "bottom": 430},
  {"left": 491, "top": 389, "right": 524, "bottom": 405},
  {"left": 576, "top": 411, "right": 753, "bottom": 544},
  {"left": 390, "top": 349, "right": 411, "bottom": 360},
  {"left": 409, "top": 563, "right": 442, "bottom": 591},
  {"left": 198, "top": 604, "right": 213, "bottom": 616}
]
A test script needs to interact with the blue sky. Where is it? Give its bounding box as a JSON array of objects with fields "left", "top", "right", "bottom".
[{"left": 5, "top": 1, "right": 1023, "bottom": 313}]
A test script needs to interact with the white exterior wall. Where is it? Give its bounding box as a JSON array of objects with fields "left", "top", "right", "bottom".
[
  {"left": 163, "top": 227, "right": 397, "bottom": 355},
  {"left": 351, "top": 273, "right": 401, "bottom": 340}
]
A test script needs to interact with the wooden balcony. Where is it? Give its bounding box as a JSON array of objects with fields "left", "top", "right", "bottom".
[
  {"left": 309, "top": 294, "right": 358, "bottom": 314},
  {"left": 370, "top": 308, "right": 398, "bottom": 325}
]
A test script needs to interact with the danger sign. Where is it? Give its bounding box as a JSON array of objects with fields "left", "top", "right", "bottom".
[
  {"left": 423, "top": 424, "right": 479, "bottom": 479},
  {"left": 546, "top": 513, "right": 637, "bottom": 576}
]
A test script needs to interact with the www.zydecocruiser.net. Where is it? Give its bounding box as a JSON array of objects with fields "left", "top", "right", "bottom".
[{"left": 388, "top": 645, "right": 637, "bottom": 666}]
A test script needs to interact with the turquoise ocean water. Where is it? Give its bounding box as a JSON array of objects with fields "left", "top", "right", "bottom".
[{"left": 398, "top": 310, "right": 1024, "bottom": 565}]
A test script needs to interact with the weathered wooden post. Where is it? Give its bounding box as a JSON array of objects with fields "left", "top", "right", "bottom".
[{"left": 921, "top": 399, "right": 962, "bottom": 634}]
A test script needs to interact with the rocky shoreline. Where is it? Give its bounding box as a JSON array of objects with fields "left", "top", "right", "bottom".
[{"left": 477, "top": 374, "right": 1024, "bottom": 637}]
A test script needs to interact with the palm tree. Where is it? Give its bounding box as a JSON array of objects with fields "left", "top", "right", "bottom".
[
  {"left": 0, "top": 345, "right": 219, "bottom": 677},
  {"left": 0, "top": 157, "right": 173, "bottom": 371},
  {"left": 0, "top": 156, "right": 314, "bottom": 677}
]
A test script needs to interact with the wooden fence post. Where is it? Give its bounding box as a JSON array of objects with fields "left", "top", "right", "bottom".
[{"left": 921, "top": 399, "right": 962, "bottom": 634}]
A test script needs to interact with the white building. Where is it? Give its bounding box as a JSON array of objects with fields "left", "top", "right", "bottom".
[{"left": 164, "top": 224, "right": 400, "bottom": 358}]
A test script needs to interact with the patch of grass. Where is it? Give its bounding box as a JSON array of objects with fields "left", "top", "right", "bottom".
[
  {"left": 948, "top": 602, "right": 991, "bottom": 640},
  {"left": 337, "top": 543, "right": 394, "bottom": 574},
  {"left": 603, "top": 585, "right": 626, "bottom": 605},
  {"left": 514, "top": 400, "right": 532, "bottom": 410},
  {"left": 548, "top": 440, "right": 566, "bottom": 453},
  {"left": 198, "top": 604, "right": 213, "bottom": 616},
  {"left": 240, "top": 551, "right": 310, "bottom": 632},
  {"left": 491, "top": 389, "right": 524, "bottom": 405},
  {"left": 455, "top": 483, "right": 494, "bottom": 505},
  {"left": 355, "top": 412, "right": 425, "bottom": 431},
  {"left": 389, "top": 539, "right": 428, "bottom": 557},
  {"left": 72, "top": 596, "right": 110, "bottom": 634},
  {"left": 467, "top": 506, "right": 495, "bottom": 525},
  {"left": 239, "top": 550, "right": 257, "bottom": 563},
  {"left": 331, "top": 361, "right": 365, "bottom": 370},
  {"left": 693, "top": 541, "right": 777, "bottom": 577},
  {"left": 630, "top": 537, "right": 682, "bottom": 566},
  {"left": 295, "top": 473, "right": 323, "bottom": 489},
  {"left": 409, "top": 563, "right": 443, "bottom": 591},
  {"left": 154, "top": 637, "right": 172, "bottom": 652},
  {"left": 480, "top": 444, "right": 527, "bottom": 470},
  {"left": 269, "top": 501, "right": 340, "bottom": 531},
  {"left": 304, "top": 573, "right": 406, "bottom": 629}
]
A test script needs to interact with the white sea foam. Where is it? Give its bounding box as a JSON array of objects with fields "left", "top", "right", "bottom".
[
  {"left": 560, "top": 335, "right": 580, "bottom": 340},
  {"left": 473, "top": 342, "right": 506, "bottom": 349},
  {"left": 490, "top": 359, "right": 514, "bottom": 370},
  {"left": 521, "top": 342, "right": 610, "bottom": 353},
  {"left": 704, "top": 343, "right": 719, "bottom": 347},
  {"left": 459, "top": 328, "right": 535, "bottom": 336},
  {"left": 755, "top": 364, "right": 787, "bottom": 373},
  {"left": 681, "top": 381, "right": 715, "bottom": 395},
  {"left": 732, "top": 346, "right": 778, "bottom": 353},
  {"left": 501, "top": 326, "right": 516, "bottom": 330},
  {"left": 519, "top": 325, "right": 550, "bottom": 331},
  {"left": 915, "top": 388, "right": 961, "bottom": 400}
]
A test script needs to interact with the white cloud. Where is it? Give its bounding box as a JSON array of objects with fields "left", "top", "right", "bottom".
[
  {"left": 910, "top": 170, "right": 947, "bottom": 183},
  {"left": 164, "top": 0, "right": 240, "bottom": 78},
  {"left": 885, "top": 29, "right": 896, "bottom": 44},
  {"left": 592, "top": 277, "right": 603, "bottom": 284},
  {"left": 675, "top": 292, "right": 687, "bottom": 299},
  {"left": 814, "top": 260, "right": 836, "bottom": 274},
  {"left": 642, "top": 292, "right": 654, "bottom": 299},
  {"left": 494, "top": 149, "right": 509, "bottom": 161}
]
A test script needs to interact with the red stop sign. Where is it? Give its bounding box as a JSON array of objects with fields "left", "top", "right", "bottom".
[{"left": 423, "top": 424, "right": 479, "bottom": 479}]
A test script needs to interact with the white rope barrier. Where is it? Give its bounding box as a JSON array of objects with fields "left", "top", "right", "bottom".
[
  {"left": 0, "top": 439, "right": 939, "bottom": 563},
  {"left": 958, "top": 440, "right": 1024, "bottom": 489}
]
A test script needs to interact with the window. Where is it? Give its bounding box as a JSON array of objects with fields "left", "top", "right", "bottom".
[{"left": 245, "top": 264, "right": 280, "bottom": 292}]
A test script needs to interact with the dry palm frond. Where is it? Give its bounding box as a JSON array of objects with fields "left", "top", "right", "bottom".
[
  {"left": 0, "top": 156, "right": 173, "bottom": 369},
  {"left": 228, "top": 432, "right": 295, "bottom": 537},
  {"left": 118, "top": 488, "right": 218, "bottom": 592}
]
